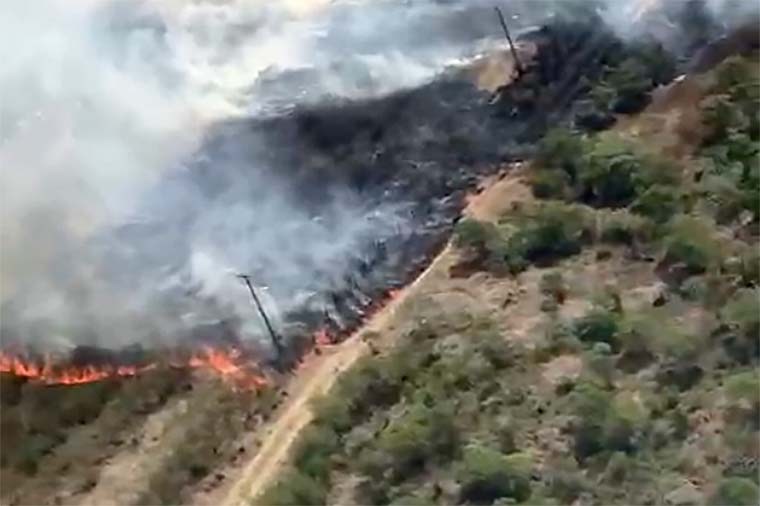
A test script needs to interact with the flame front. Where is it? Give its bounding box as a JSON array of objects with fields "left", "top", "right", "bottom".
[
  {"left": 0, "top": 352, "right": 159, "bottom": 385},
  {"left": 0, "top": 348, "right": 267, "bottom": 389}
]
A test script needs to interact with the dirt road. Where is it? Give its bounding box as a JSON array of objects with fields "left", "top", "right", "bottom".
[
  {"left": 220, "top": 168, "right": 526, "bottom": 506},
  {"left": 221, "top": 245, "right": 452, "bottom": 505}
]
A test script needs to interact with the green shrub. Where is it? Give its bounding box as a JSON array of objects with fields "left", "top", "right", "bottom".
[
  {"left": 597, "top": 210, "right": 655, "bottom": 246},
  {"left": 568, "top": 381, "right": 611, "bottom": 460},
  {"left": 457, "top": 445, "right": 532, "bottom": 504},
  {"left": 572, "top": 308, "right": 620, "bottom": 350},
  {"left": 721, "top": 288, "right": 760, "bottom": 340},
  {"left": 13, "top": 433, "right": 60, "bottom": 476},
  {"left": 530, "top": 170, "right": 569, "bottom": 199},
  {"left": 579, "top": 134, "right": 678, "bottom": 208},
  {"left": 376, "top": 402, "right": 458, "bottom": 479},
  {"left": 603, "top": 451, "right": 632, "bottom": 484},
  {"left": 292, "top": 425, "right": 339, "bottom": 480},
  {"left": 548, "top": 469, "right": 588, "bottom": 504},
  {"left": 724, "top": 370, "right": 760, "bottom": 427},
  {"left": 700, "top": 174, "right": 746, "bottom": 224},
  {"left": 606, "top": 58, "right": 653, "bottom": 114},
  {"left": 701, "top": 94, "right": 748, "bottom": 143},
  {"left": 620, "top": 310, "right": 702, "bottom": 362},
  {"left": 714, "top": 56, "right": 757, "bottom": 94},
  {"left": 311, "top": 394, "right": 352, "bottom": 434},
  {"left": 505, "top": 204, "right": 590, "bottom": 267},
  {"left": 709, "top": 477, "right": 759, "bottom": 506},
  {"left": 603, "top": 392, "right": 649, "bottom": 454},
  {"left": 256, "top": 469, "right": 328, "bottom": 506},
  {"left": 540, "top": 271, "right": 568, "bottom": 305},
  {"left": 663, "top": 215, "right": 722, "bottom": 273},
  {"left": 454, "top": 219, "right": 500, "bottom": 250},
  {"left": 631, "top": 185, "right": 682, "bottom": 223},
  {"left": 536, "top": 127, "right": 584, "bottom": 179}
]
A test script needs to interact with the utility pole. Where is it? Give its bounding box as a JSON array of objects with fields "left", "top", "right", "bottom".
[
  {"left": 236, "top": 274, "right": 284, "bottom": 362},
  {"left": 494, "top": 6, "right": 524, "bottom": 76}
]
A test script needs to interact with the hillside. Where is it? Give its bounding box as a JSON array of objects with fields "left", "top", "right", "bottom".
[{"left": 254, "top": 52, "right": 760, "bottom": 506}]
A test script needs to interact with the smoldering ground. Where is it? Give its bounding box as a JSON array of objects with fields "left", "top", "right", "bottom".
[
  {"left": 1, "top": 0, "right": 754, "bottom": 357},
  {"left": 0, "top": 0, "right": 557, "bottom": 353}
]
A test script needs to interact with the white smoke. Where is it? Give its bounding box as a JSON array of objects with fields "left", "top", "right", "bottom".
[{"left": 1, "top": 0, "right": 539, "bottom": 350}]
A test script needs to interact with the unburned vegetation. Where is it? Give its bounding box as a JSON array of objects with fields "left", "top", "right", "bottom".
[{"left": 255, "top": 52, "right": 760, "bottom": 506}]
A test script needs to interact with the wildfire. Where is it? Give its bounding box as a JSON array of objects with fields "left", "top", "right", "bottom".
[
  {"left": 0, "top": 351, "right": 156, "bottom": 385},
  {"left": 186, "top": 346, "right": 268, "bottom": 389},
  {"left": 0, "top": 347, "right": 268, "bottom": 389},
  {"left": 313, "top": 329, "right": 333, "bottom": 346}
]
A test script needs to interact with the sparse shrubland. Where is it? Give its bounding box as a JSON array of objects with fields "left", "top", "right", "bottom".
[{"left": 256, "top": 51, "right": 759, "bottom": 506}]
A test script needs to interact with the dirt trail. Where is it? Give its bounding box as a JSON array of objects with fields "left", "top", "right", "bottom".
[{"left": 221, "top": 167, "right": 526, "bottom": 506}]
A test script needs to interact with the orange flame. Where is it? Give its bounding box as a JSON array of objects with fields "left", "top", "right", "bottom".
[
  {"left": 0, "top": 352, "right": 159, "bottom": 385},
  {"left": 186, "top": 346, "right": 268, "bottom": 389},
  {"left": 0, "top": 347, "right": 267, "bottom": 389}
]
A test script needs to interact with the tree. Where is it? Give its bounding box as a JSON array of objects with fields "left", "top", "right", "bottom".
[{"left": 457, "top": 445, "right": 532, "bottom": 504}]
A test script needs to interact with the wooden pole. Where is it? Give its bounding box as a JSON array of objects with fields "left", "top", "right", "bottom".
[
  {"left": 237, "top": 274, "right": 284, "bottom": 360},
  {"left": 495, "top": 6, "right": 524, "bottom": 76}
]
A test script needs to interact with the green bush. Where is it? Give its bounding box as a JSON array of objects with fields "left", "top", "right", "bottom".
[
  {"left": 536, "top": 127, "right": 585, "bottom": 180},
  {"left": 663, "top": 215, "right": 722, "bottom": 273},
  {"left": 505, "top": 204, "right": 590, "bottom": 267},
  {"left": 572, "top": 308, "right": 620, "bottom": 350},
  {"left": 311, "top": 394, "right": 352, "bottom": 434},
  {"left": 457, "top": 445, "right": 532, "bottom": 504},
  {"left": 568, "top": 381, "right": 611, "bottom": 460},
  {"left": 454, "top": 219, "right": 500, "bottom": 250},
  {"left": 597, "top": 211, "right": 656, "bottom": 246},
  {"left": 724, "top": 370, "right": 760, "bottom": 428},
  {"left": 721, "top": 288, "right": 760, "bottom": 340},
  {"left": 540, "top": 271, "right": 568, "bottom": 305},
  {"left": 709, "top": 477, "right": 759, "bottom": 506},
  {"left": 606, "top": 58, "right": 653, "bottom": 114},
  {"left": 579, "top": 134, "right": 678, "bottom": 208},
  {"left": 530, "top": 169, "right": 570, "bottom": 200},
  {"left": 292, "top": 425, "right": 339, "bottom": 481},
  {"left": 631, "top": 185, "right": 682, "bottom": 223},
  {"left": 256, "top": 469, "right": 328, "bottom": 506},
  {"left": 700, "top": 174, "right": 746, "bottom": 224},
  {"left": 619, "top": 310, "right": 702, "bottom": 362},
  {"left": 13, "top": 433, "right": 60, "bottom": 476},
  {"left": 701, "top": 94, "right": 748, "bottom": 143},
  {"left": 375, "top": 402, "right": 459, "bottom": 479}
]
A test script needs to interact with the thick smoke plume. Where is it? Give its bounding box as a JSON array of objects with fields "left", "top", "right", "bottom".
[
  {"left": 0, "top": 0, "right": 553, "bottom": 352},
  {"left": 2, "top": 0, "right": 754, "bottom": 355}
]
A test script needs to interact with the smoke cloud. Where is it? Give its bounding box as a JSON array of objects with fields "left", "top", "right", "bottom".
[
  {"left": 5, "top": 0, "right": 749, "bottom": 353},
  {"left": 0, "top": 0, "right": 551, "bottom": 351}
]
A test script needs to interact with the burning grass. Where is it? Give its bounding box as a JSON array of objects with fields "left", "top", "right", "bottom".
[{"left": 0, "top": 345, "right": 269, "bottom": 390}]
